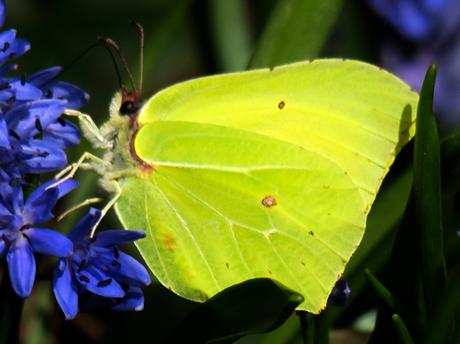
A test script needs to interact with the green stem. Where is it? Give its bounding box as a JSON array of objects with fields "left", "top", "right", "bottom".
[
  {"left": 392, "top": 314, "right": 414, "bottom": 344},
  {"left": 0, "top": 270, "right": 24, "bottom": 344},
  {"left": 297, "top": 311, "right": 329, "bottom": 344},
  {"left": 297, "top": 311, "right": 312, "bottom": 344}
]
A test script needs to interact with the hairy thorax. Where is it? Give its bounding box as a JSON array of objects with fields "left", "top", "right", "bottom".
[{"left": 81, "top": 92, "right": 150, "bottom": 192}]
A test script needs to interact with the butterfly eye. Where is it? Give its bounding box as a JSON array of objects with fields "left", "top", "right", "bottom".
[{"left": 119, "top": 101, "right": 139, "bottom": 116}]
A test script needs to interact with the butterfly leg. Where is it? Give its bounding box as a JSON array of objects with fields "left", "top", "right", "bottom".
[
  {"left": 50, "top": 152, "right": 120, "bottom": 226},
  {"left": 56, "top": 197, "right": 103, "bottom": 221},
  {"left": 53, "top": 152, "right": 109, "bottom": 182},
  {"left": 64, "top": 109, "right": 108, "bottom": 148},
  {"left": 89, "top": 179, "right": 122, "bottom": 237}
]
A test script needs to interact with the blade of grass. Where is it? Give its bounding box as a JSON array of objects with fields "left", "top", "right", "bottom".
[
  {"left": 392, "top": 314, "right": 414, "bottom": 344},
  {"left": 365, "top": 269, "right": 412, "bottom": 323},
  {"left": 297, "top": 311, "right": 329, "bottom": 344},
  {"left": 143, "top": 0, "right": 192, "bottom": 80},
  {"left": 209, "top": 0, "right": 252, "bottom": 71},
  {"left": 424, "top": 269, "right": 460, "bottom": 343},
  {"left": 413, "top": 64, "right": 447, "bottom": 316},
  {"left": 249, "top": 0, "right": 344, "bottom": 68}
]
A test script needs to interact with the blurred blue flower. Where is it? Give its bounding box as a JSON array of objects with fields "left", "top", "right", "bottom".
[
  {"left": 0, "top": 178, "right": 77, "bottom": 297},
  {"left": 53, "top": 208, "right": 151, "bottom": 320},
  {"left": 368, "top": 0, "right": 460, "bottom": 43},
  {"left": 327, "top": 278, "right": 351, "bottom": 306},
  {"left": 0, "top": 0, "right": 89, "bottom": 181},
  {"left": 369, "top": 0, "right": 460, "bottom": 127}
]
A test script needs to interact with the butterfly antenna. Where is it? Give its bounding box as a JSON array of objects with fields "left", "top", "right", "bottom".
[
  {"left": 131, "top": 20, "right": 144, "bottom": 95},
  {"left": 59, "top": 41, "right": 124, "bottom": 91},
  {"left": 98, "top": 37, "right": 138, "bottom": 95}
]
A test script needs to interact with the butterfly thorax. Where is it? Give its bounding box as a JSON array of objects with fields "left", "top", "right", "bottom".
[{"left": 82, "top": 92, "right": 150, "bottom": 192}]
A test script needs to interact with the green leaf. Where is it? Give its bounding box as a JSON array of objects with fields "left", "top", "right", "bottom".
[
  {"left": 297, "top": 311, "right": 329, "bottom": 344},
  {"left": 21, "top": 282, "right": 54, "bottom": 344},
  {"left": 392, "top": 314, "right": 415, "bottom": 344},
  {"left": 209, "top": 0, "right": 253, "bottom": 71},
  {"left": 365, "top": 269, "right": 412, "bottom": 322},
  {"left": 424, "top": 269, "right": 460, "bottom": 344},
  {"left": 249, "top": 0, "right": 344, "bottom": 68},
  {"left": 165, "top": 278, "right": 303, "bottom": 343},
  {"left": 142, "top": 0, "right": 192, "bottom": 81},
  {"left": 413, "top": 64, "right": 447, "bottom": 315}
]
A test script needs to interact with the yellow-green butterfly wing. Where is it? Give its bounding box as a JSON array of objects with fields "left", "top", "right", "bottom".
[{"left": 114, "top": 59, "right": 418, "bottom": 313}]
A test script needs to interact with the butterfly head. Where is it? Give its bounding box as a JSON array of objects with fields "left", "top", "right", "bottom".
[{"left": 119, "top": 86, "right": 141, "bottom": 117}]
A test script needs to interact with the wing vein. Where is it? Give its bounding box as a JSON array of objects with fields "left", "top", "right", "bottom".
[
  {"left": 143, "top": 185, "right": 171, "bottom": 286},
  {"left": 153, "top": 176, "right": 222, "bottom": 291},
  {"left": 158, "top": 171, "right": 257, "bottom": 278}
]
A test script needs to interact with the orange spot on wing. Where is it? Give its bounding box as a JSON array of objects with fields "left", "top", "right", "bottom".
[{"left": 163, "top": 234, "right": 176, "bottom": 252}]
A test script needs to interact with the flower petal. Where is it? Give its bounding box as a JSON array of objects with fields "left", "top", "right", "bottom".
[
  {"left": 23, "top": 185, "right": 58, "bottom": 225},
  {"left": 79, "top": 265, "right": 125, "bottom": 298},
  {"left": 327, "top": 278, "right": 351, "bottom": 307},
  {"left": 69, "top": 208, "right": 101, "bottom": 242},
  {"left": 0, "top": 38, "right": 30, "bottom": 65},
  {"left": 8, "top": 79, "right": 42, "bottom": 101},
  {"left": 0, "top": 0, "right": 6, "bottom": 28},
  {"left": 28, "top": 67, "right": 62, "bottom": 86},
  {"left": 7, "top": 236, "right": 36, "bottom": 297},
  {"left": 45, "top": 81, "right": 90, "bottom": 109},
  {"left": 0, "top": 181, "right": 23, "bottom": 215},
  {"left": 43, "top": 120, "right": 80, "bottom": 149},
  {"left": 112, "top": 252, "right": 151, "bottom": 287},
  {"left": 0, "top": 117, "right": 10, "bottom": 149},
  {"left": 27, "top": 227, "right": 72, "bottom": 257},
  {"left": 33, "top": 178, "right": 78, "bottom": 200},
  {"left": 94, "top": 230, "right": 145, "bottom": 247},
  {"left": 19, "top": 140, "right": 67, "bottom": 174},
  {"left": 111, "top": 287, "right": 144, "bottom": 312},
  {"left": 5, "top": 99, "right": 65, "bottom": 138},
  {"left": 0, "top": 29, "right": 17, "bottom": 54},
  {"left": 0, "top": 234, "right": 7, "bottom": 258},
  {"left": 53, "top": 259, "right": 79, "bottom": 320}
]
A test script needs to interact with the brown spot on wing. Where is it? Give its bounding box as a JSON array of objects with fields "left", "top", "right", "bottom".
[
  {"left": 262, "top": 195, "right": 277, "bottom": 208},
  {"left": 278, "top": 101, "right": 285, "bottom": 109},
  {"left": 162, "top": 234, "right": 176, "bottom": 252}
]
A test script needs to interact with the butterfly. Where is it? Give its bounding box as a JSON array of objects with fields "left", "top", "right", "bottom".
[{"left": 63, "top": 58, "right": 417, "bottom": 313}]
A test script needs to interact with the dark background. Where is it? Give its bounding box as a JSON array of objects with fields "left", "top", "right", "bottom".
[{"left": 5, "top": 1, "right": 448, "bottom": 343}]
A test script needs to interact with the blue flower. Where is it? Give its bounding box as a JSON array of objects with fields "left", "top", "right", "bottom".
[
  {"left": 0, "top": 100, "right": 71, "bottom": 180},
  {"left": 369, "top": 0, "right": 460, "bottom": 127},
  {"left": 0, "top": 1, "right": 89, "bottom": 181},
  {"left": 27, "top": 67, "right": 89, "bottom": 149},
  {"left": 0, "top": 178, "right": 77, "bottom": 297},
  {"left": 53, "top": 208, "right": 151, "bottom": 320},
  {"left": 368, "top": 0, "right": 460, "bottom": 43},
  {"left": 327, "top": 278, "right": 351, "bottom": 306}
]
